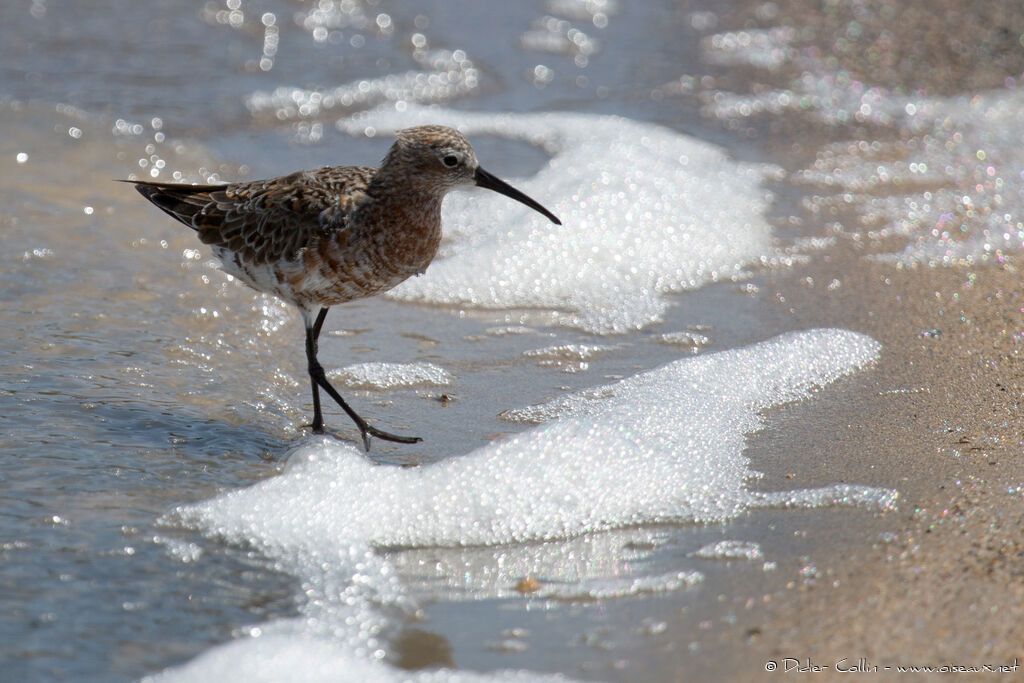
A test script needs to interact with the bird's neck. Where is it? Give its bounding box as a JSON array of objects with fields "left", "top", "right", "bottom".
[
  {"left": 354, "top": 176, "right": 446, "bottom": 276},
  {"left": 362, "top": 177, "right": 445, "bottom": 231}
]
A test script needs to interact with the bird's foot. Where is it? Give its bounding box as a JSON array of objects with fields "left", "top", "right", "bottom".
[
  {"left": 359, "top": 424, "right": 422, "bottom": 452},
  {"left": 302, "top": 420, "right": 419, "bottom": 452},
  {"left": 303, "top": 420, "right": 326, "bottom": 434}
]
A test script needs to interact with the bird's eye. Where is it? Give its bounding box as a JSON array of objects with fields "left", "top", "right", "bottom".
[{"left": 442, "top": 154, "right": 459, "bottom": 168}]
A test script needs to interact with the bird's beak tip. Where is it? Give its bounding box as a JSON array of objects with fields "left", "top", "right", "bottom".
[{"left": 474, "top": 166, "right": 562, "bottom": 226}]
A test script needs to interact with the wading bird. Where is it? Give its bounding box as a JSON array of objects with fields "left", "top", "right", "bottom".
[{"left": 126, "top": 125, "right": 561, "bottom": 450}]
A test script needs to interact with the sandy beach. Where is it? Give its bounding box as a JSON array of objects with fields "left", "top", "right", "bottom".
[
  {"left": 664, "top": 247, "right": 1024, "bottom": 679},
  {"left": 767, "top": 258, "right": 1024, "bottom": 672},
  {"left": 654, "top": 0, "right": 1024, "bottom": 674}
]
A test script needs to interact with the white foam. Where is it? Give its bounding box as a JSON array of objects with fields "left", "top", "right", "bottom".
[
  {"left": 700, "top": 26, "right": 1024, "bottom": 267},
  {"left": 545, "top": 0, "right": 620, "bottom": 22},
  {"left": 144, "top": 634, "right": 569, "bottom": 683},
  {"left": 657, "top": 330, "right": 711, "bottom": 350},
  {"left": 328, "top": 361, "right": 453, "bottom": 389},
  {"left": 752, "top": 484, "right": 899, "bottom": 511},
  {"left": 179, "top": 329, "right": 884, "bottom": 549},
  {"left": 522, "top": 343, "right": 610, "bottom": 361},
  {"left": 521, "top": 343, "right": 612, "bottom": 373},
  {"left": 704, "top": 28, "right": 795, "bottom": 71},
  {"left": 693, "top": 540, "right": 763, "bottom": 561},
  {"left": 162, "top": 328, "right": 890, "bottom": 681},
  {"left": 337, "top": 105, "right": 778, "bottom": 334},
  {"left": 155, "top": 536, "right": 203, "bottom": 564},
  {"left": 485, "top": 325, "right": 540, "bottom": 336},
  {"left": 246, "top": 50, "right": 478, "bottom": 120},
  {"left": 700, "top": 27, "right": 907, "bottom": 128},
  {"left": 520, "top": 16, "right": 600, "bottom": 61},
  {"left": 532, "top": 570, "right": 704, "bottom": 600}
]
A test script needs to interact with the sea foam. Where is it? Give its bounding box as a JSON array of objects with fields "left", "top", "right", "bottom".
[
  {"left": 700, "top": 25, "right": 1024, "bottom": 267},
  {"left": 328, "top": 361, "right": 453, "bottom": 389},
  {"left": 157, "top": 329, "right": 892, "bottom": 682},
  {"left": 177, "top": 329, "right": 886, "bottom": 549},
  {"left": 337, "top": 105, "right": 778, "bottom": 334}
]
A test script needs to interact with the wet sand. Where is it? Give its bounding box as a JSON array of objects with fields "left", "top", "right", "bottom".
[
  {"left": 672, "top": 245, "right": 1024, "bottom": 679},
  {"left": 650, "top": 0, "right": 1024, "bottom": 675},
  {"left": 762, "top": 256, "right": 1023, "bottom": 674}
]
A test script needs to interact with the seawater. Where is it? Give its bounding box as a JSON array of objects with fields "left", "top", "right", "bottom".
[
  {"left": 0, "top": 96, "right": 889, "bottom": 682},
  {"left": 4, "top": 0, "right": 1013, "bottom": 680},
  {"left": 155, "top": 330, "right": 890, "bottom": 683}
]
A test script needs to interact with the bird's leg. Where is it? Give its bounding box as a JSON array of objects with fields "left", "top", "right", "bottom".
[
  {"left": 303, "top": 308, "right": 421, "bottom": 451},
  {"left": 312, "top": 306, "right": 329, "bottom": 342},
  {"left": 306, "top": 307, "right": 329, "bottom": 433},
  {"left": 312, "top": 369, "right": 423, "bottom": 451},
  {"left": 305, "top": 313, "right": 325, "bottom": 430}
]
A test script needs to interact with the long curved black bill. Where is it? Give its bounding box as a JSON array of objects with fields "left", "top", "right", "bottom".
[{"left": 474, "top": 167, "right": 562, "bottom": 225}]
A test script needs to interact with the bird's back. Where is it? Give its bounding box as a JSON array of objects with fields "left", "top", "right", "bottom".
[
  {"left": 129, "top": 164, "right": 446, "bottom": 310},
  {"left": 130, "top": 166, "right": 377, "bottom": 265}
]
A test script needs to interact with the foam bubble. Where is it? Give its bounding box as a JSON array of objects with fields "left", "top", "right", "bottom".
[
  {"left": 246, "top": 50, "right": 478, "bottom": 120},
  {"left": 657, "top": 330, "right": 711, "bottom": 350},
  {"left": 693, "top": 540, "right": 763, "bottom": 561},
  {"left": 162, "top": 329, "right": 890, "bottom": 681},
  {"left": 485, "top": 325, "right": 540, "bottom": 336},
  {"left": 328, "top": 361, "right": 453, "bottom": 389},
  {"left": 178, "top": 329, "right": 885, "bottom": 550},
  {"left": 532, "top": 570, "right": 704, "bottom": 600},
  {"left": 700, "top": 26, "right": 1024, "bottom": 267},
  {"left": 144, "top": 634, "right": 570, "bottom": 683},
  {"left": 522, "top": 343, "right": 610, "bottom": 362},
  {"left": 337, "top": 105, "right": 778, "bottom": 334},
  {"left": 522, "top": 343, "right": 612, "bottom": 372},
  {"left": 704, "top": 28, "right": 795, "bottom": 71},
  {"left": 752, "top": 484, "right": 899, "bottom": 511}
]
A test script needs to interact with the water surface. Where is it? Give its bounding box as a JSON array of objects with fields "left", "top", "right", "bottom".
[{"left": 3, "top": 0, "right": 1017, "bottom": 680}]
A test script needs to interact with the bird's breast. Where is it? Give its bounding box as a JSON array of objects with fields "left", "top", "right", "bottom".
[{"left": 293, "top": 201, "right": 444, "bottom": 307}]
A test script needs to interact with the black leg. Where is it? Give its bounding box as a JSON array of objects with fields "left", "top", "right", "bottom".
[
  {"left": 303, "top": 307, "right": 421, "bottom": 451},
  {"left": 312, "top": 307, "right": 328, "bottom": 341},
  {"left": 306, "top": 322, "right": 326, "bottom": 434},
  {"left": 307, "top": 307, "right": 330, "bottom": 433}
]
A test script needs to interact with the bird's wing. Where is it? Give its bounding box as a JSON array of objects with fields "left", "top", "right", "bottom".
[{"left": 127, "top": 167, "right": 377, "bottom": 264}]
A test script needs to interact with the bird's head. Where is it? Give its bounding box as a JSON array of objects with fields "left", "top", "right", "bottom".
[{"left": 383, "top": 125, "right": 561, "bottom": 225}]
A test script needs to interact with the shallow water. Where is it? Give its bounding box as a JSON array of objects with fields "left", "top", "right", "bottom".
[{"left": 2, "top": 0, "right": 1019, "bottom": 680}]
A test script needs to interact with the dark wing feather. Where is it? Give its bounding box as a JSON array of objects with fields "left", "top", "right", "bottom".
[{"left": 125, "top": 167, "right": 376, "bottom": 264}]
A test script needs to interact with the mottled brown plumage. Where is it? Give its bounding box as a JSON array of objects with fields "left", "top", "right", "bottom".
[{"left": 126, "top": 125, "right": 561, "bottom": 450}]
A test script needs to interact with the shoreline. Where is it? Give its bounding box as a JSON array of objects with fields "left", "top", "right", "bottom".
[{"left": 678, "top": 244, "right": 1024, "bottom": 679}]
